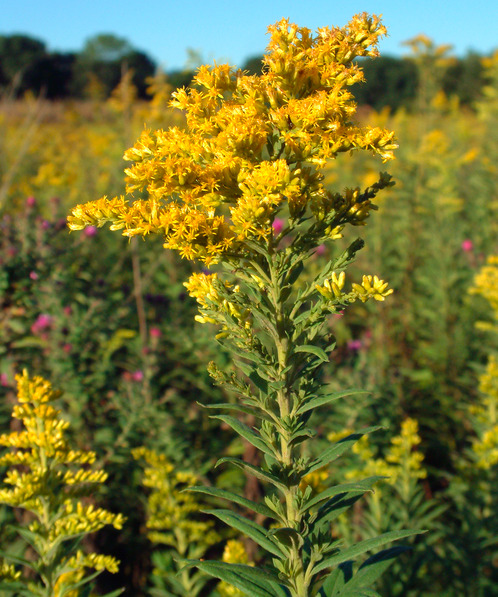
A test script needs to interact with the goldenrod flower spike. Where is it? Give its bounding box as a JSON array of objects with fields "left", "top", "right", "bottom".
[{"left": 0, "top": 371, "right": 124, "bottom": 595}]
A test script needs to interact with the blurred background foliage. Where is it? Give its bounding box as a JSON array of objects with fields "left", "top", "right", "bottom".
[{"left": 0, "top": 32, "right": 496, "bottom": 596}]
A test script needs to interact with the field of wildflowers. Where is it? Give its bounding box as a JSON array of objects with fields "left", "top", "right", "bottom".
[{"left": 0, "top": 14, "right": 496, "bottom": 597}]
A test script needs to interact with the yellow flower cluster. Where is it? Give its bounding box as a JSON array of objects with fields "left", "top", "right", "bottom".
[
  {"left": 68, "top": 14, "right": 396, "bottom": 265},
  {"left": 218, "top": 540, "right": 253, "bottom": 597},
  {"left": 184, "top": 272, "right": 251, "bottom": 329},
  {"left": 316, "top": 272, "right": 393, "bottom": 304},
  {"left": 133, "top": 447, "right": 221, "bottom": 551},
  {"left": 469, "top": 256, "right": 498, "bottom": 469},
  {"left": 345, "top": 418, "right": 427, "bottom": 484},
  {"left": 471, "top": 255, "right": 498, "bottom": 328},
  {"left": 0, "top": 371, "right": 123, "bottom": 584}
]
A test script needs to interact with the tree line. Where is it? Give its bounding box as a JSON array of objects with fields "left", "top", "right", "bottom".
[{"left": 0, "top": 33, "right": 490, "bottom": 110}]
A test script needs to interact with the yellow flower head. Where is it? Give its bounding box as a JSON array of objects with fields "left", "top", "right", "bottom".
[{"left": 68, "top": 15, "right": 396, "bottom": 265}]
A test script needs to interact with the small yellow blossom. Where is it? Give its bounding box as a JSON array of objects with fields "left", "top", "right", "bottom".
[{"left": 352, "top": 275, "right": 394, "bottom": 302}]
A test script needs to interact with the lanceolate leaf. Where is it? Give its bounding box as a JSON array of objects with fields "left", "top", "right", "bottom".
[
  {"left": 346, "top": 545, "right": 411, "bottom": 589},
  {"left": 295, "top": 344, "right": 329, "bottom": 363},
  {"left": 203, "top": 403, "right": 275, "bottom": 424},
  {"left": 181, "top": 560, "right": 287, "bottom": 597},
  {"left": 186, "top": 486, "right": 276, "bottom": 519},
  {"left": 304, "top": 477, "right": 383, "bottom": 512},
  {"left": 296, "top": 390, "right": 370, "bottom": 415},
  {"left": 307, "top": 427, "right": 382, "bottom": 475},
  {"left": 211, "top": 414, "right": 277, "bottom": 458},
  {"left": 311, "top": 530, "right": 423, "bottom": 576},
  {"left": 204, "top": 509, "right": 285, "bottom": 558},
  {"left": 216, "top": 457, "right": 286, "bottom": 492}
]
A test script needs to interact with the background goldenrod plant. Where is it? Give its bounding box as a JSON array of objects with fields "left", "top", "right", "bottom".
[
  {"left": 0, "top": 371, "right": 124, "bottom": 596},
  {"left": 133, "top": 447, "right": 222, "bottom": 597},
  {"left": 68, "top": 14, "right": 422, "bottom": 597}
]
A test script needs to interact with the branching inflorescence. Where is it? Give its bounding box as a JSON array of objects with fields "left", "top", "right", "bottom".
[{"left": 68, "top": 14, "right": 419, "bottom": 597}]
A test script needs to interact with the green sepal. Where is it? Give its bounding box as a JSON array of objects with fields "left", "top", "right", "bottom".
[
  {"left": 180, "top": 559, "right": 288, "bottom": 597},
  {"left": 203, "top": 509, "right": 285, "bottom": 558},
  {"left": 311, "top": 529, "right": 423, "bottom": 576},
  {"left": 304, "top": 477, "right": 383, "bottom": 512},
  {"left": 296, "top": 389, "right": 369, "bottom": 415},
  {"left": 185, "top": 485, "right": 276, "bottom": 519},
  {"left": 216, "top": 457, "right": 286, "bottom": 491},
  {"left": 307, "top": 427, "right": 382, "bottom": 475},
  {"left": 211, "top": 415, "right": 277, "bottom": 458}
]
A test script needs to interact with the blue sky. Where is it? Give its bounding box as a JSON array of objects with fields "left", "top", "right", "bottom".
[{"left": 2, "top": 0, "right": 496, "bottom": 70}]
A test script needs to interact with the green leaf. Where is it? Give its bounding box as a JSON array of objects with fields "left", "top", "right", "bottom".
[
  {"left": 306, "top": 427, "right": 382, "bottom": 475},
  {"left": 296, "top": 390, "right": 370, "bottom": 415},
  {"left": 0, "top": 548, "right": 35, "bottom": 569},
  {"left": 203, "top": 403, "right": 275, "bottom": 424},
  {"left": 347, "top": 545, "right": 411, "bottom": 589},
  {"left": 212, "top": 415, "right": 276, "bottom": 458},
  {"left": 318, "top": 562, "right": 352, "bottom": 596},
  {"left": 181, "top": 560, "right": 285, "bottom": 597},
  {"left": 249, "top": 370, "right": 269, "bottom": 394},
  {"left": 216, "top": 457, "right": 286, "bottom": 492},
  {"left": 304, "top": 477, "right": 383, "bottom": 512},
  {"left": 311, "top": 530, "right": 423, "bottom": 576},
  {"left": 204, "top": 509, "right": 285, "bottom": 558},
  {"left": 186, "top": 486, "right": 276, "bottom": 519},
  {"left": 295, "top": 345, "right": 329, "bottom": 363}
]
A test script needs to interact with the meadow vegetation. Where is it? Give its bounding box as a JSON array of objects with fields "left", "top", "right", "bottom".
[{"left": 0, "top": 14, "right": 496, "bottom": 596}]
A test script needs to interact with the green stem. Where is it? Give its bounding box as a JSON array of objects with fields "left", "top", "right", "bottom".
[{"left": 266, "top": 249, "right": 309, "bottom": 597}]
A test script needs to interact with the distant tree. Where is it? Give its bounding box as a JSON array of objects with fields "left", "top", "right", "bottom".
[
  {"left": 442, "top": 52, "right": 486, "bottom": 106},
  {"left": 353, "top": 56, "right": 419, "bottom": 111},
  {"left": 241, "top": 55, "right": 264, "bottom": 75},
  {"left": 80, "top": 34, "right": 134, "bottom": 63},
  {"left": 73, "top": 33, "right": 156, "bottom": 98},
  {"left": 123, "top": 50, "right": 156, "bottom": 97},
  {"left": 23, "top": 53, "right": 76, "bottom": 99},
  {"left": 166, "top": 69, "right": 195, "bottom": 91},
  {"left": 0, "top": 34, "right": 47, "bottom": 92}
]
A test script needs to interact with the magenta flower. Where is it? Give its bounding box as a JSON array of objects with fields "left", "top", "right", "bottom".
[
  {"left": 150, "top": 327, "right": 161, "bottom": 338},
  {"left": 315, "top": 244, "right": 326, "bottom": 256},
  {"left": 31, "top": 314, "right": 53, "bottom": 334},
  {"left": 84, "top": 226, "right": 98, "bottom": 238},
  {"left": 347, "top": 339, "right": 363, "bottom": 351},
  {"left": 461, "top": 239, "right": 473, "bottom": 253},
  {"left": 0, "top": 373, "right": 8, "bottom": 387},
  {"left": 131, "top": 370, "right": 144, "bottom": 382},
  {"left": 26, "top": 196, "right": 36, "bottom": 208},
  {"left": 29, "top": 271, "right": 39, "bottom": 281},
  {"left": 272, "top": 218, "right": 285, "bottom": 235}
]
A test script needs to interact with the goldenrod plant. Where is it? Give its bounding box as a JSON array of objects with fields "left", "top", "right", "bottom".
[
  {"left": 133, "top": 447, "right": 221, "bottom": 596},
  {"left": 0, "top": 371, "right": 124, "bottom": 596},
  {"left": 334, "top": 420, "right": 445, "bottom": 596},
  {"left": 446, "top": 256, "right": 498, "bottom": 595},
  {"left": 69, "top": 15, "right": 420, "bottom": 596}
]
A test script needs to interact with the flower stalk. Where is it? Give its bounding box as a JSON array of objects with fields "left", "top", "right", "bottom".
[{"left": 68, "top": 13, "right": 421, "bottom": 596}]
